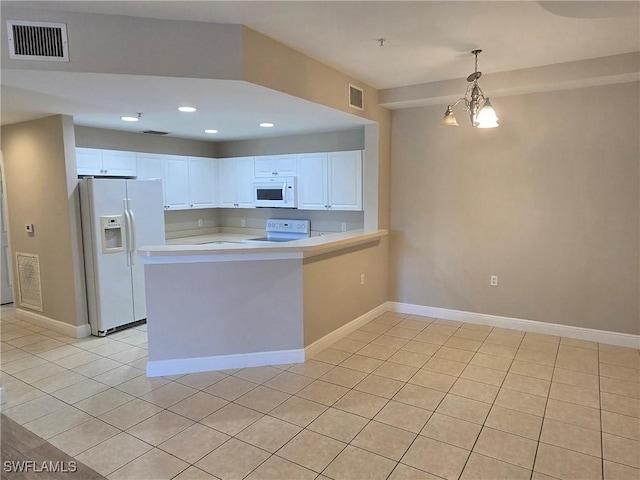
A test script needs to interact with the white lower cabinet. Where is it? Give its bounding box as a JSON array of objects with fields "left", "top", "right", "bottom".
[
  {"left": 217, "top": 157, "right": 255, "bottom": 208},
  {"left": 297, "top": 150, "right": 362, "bottom": 211}
]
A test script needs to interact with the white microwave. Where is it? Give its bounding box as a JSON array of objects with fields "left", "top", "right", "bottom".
[{"left": 252, "top": 177, "right": 297, "bottom": 208}]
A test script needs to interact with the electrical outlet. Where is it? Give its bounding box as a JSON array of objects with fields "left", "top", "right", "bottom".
[
  {"left": 490, "top": 275, "right": 498, "bottom": 287},
  {"left": 197, "top": 219, "right": 203, "bottom": 227},
  {"left": 341, "top": 222, "right": 347, "bottom": 232},
  {"left": 25, "top": 223, "right": 34, "bottom": 233},
  {"left": 240, "top": 219, "right": 246, "bottom": 227},
  {"left": 360, "top": 274, "right": 365, "bottom": 285}
]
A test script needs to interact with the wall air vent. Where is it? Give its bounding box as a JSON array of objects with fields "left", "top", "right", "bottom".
[
  {"left": 7, "top": 20, "right": 69, "bottom": 62},
  {"left": 142, "top": 130, "right": 170, "bottom": 135},
  {"left": 349, "top": 84, "right": 364, "bottom": 111},
  {"left": 16, "top": 252, "right": 43, "bottom": 312}
]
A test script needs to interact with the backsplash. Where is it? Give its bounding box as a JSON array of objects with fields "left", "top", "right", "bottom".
[
  {"left": 218, "top": 208, "right": 364, "bottom": 233},
  {"left": 165, "top": 208, "right": 364, "bottom": 239},
  {"left": 164, "top": 209, "right": 220, "bottom": 235}
]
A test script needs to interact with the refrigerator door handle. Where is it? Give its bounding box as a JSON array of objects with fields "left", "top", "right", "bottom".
[
  {"left": 128, "top": 199, "right": 137, "bottom": 265},
  {"left": 123, "top": 199, "right": 132, "bottom": 267}
]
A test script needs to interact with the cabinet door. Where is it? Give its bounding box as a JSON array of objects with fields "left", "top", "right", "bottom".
[
  {"left": 136, "top": 153, "right": 164, "bottom": 180},
  {"left": 163, "top": 155, "right": 190, "bottom": 210},
  {"left": 235, "top": 157, "right": 256, "bottom": 208},
  {"left": 188, "top": 157, "right": 217, "bottom": 208},
  {"left": 76, "top": 148, "right": 103, "bottom": 176},
  {"left": 101, "top": 150, "right": 137, "bottom": 177},
  {"left": 274, "top": 154, "right": 297, "bottom": 176},
  {"left": 217, "top": 158, "right": 238, "bottom": 207},
  {"left": 328, "top": 151, "right": 363, "bottom": 211},
  {"left": 254, "top": 156, "right": 276, "bottom": 177},
  {"left": 297, "top": 153, "right": 328, "bottom": 210}
]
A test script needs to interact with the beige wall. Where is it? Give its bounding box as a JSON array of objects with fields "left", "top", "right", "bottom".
[
  {"left": 243, "top": 27, "right": 391, "bottom": 230},
  {"left": 1, "top": 115, "right": 86, "bottom": 326},
  {"left": 303, "top": 237, "right": 389, "bottom": 345},
  {"left": 390, "top": 82, "right": 639, "bottom": 335},
  {"left": 75, "top": 126, "right": 217, "bottom": 157},
  {"left": 216, "top": 128, "right": 364, "bottom": 157}
]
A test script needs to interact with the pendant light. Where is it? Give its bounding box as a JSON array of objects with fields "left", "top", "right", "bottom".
[{"left": 440, "top": 49, "right": 499, "bottom": 128}]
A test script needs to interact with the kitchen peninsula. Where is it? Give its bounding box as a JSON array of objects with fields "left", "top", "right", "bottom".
[{"left": 138, "top": 229, "right": 388, "bottom": 377}]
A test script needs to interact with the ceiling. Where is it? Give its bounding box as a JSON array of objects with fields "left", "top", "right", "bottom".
[
  {"left": 1, "top": 1, "right": 638, "bottom": 141},
  {"left": 1, "top": 72, "right": 373, "bottom": 141}
]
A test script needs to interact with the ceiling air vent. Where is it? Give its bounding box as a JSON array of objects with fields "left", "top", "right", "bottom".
[
  {"left": 142, "top": 130, "right": 170, "bottom": 136},
  {"left": 349, "top": 84, "right": 364, "bottom": 111},
  {"left": 7, "top": 20, "right": 69, "bottom": 62}
]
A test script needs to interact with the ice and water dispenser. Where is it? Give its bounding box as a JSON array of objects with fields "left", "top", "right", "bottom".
[{"left": 100, "top": 215, "right": 124, "bottom": 253}]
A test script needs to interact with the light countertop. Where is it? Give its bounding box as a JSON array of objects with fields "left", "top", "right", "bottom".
[{"left": 138, "top": 229, "right": 388, "bottom": 262}]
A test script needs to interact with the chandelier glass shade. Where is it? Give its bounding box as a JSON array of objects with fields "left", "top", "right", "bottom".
[{"left": 440, "top": 50, "right": 499, "bottom": 129}]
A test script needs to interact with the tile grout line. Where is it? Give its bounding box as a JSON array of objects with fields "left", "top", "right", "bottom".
[
  {"left": 528, "top": 336, "right": 560, "bottom": 480},
  {"left": 455, "top": 327, "right": 521, "bottom": 479}
]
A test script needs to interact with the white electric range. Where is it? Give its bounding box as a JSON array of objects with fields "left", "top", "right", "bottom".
[{"left": 246, "top": 219, "right": 311, "bottom": 243}]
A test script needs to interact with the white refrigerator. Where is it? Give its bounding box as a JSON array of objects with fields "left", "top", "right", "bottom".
[{"left": 80, "top": 178, "right": 165, "bottom": 336}]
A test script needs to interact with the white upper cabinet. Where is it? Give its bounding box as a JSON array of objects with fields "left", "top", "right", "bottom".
[
  {"left": 162, "top": 155, "right": 190, "bottom": 210},
  {"left": 77, "top": 148, "right": 103, "bottom": 175},
  {"left": 297, "top": 153, "right": 329, "bottom": 210},
  {"left": 136, "top": 153, "right": 217, "bottom": 210},
  {"left": 254, "top": 154, "right": 297, "bottom": 177},
  {"left": 297, "top": 151, "right": 362, "bottom": 211},
  {"left": 328, "top": 151, "right": 363, "bottom": 211},
  {"left": 101, "top": 150, "right": 137, "bottom": 177},
  {"left": 188, "top": 157, "right": 217, "bottom": 208},
  {"left": 218, "top": 157, "right": 255, "bottom": 208},
  {"left": 136, "top": 153, "right": 164, "bottom": 180},
  {"left": 77, "top": 148, "right": 136, "bottom": 177}
]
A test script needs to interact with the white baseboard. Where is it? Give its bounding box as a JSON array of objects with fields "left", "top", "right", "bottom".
[
  {"left": 147, "top": 302, "right": 389, "bottom": 377},
  {"left": 387, "top": 302, "right": 640, "bottom": 349},
  {"left": 147, "top": 348, "right": 305, "bottom": 377},
  {"left": 15, "top": 309, "right": 92, "bottom": 339},
  {"left": 304, "top": 302, "right": 389, "bottom": 359}
]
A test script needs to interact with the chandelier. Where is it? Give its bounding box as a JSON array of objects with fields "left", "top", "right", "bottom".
[{"left": 440, "top": 49, "right": 499, "bottom": 128}]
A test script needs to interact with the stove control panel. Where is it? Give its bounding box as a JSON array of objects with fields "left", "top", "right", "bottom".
[{"left": 266, "top": 219, "right": 310, "bottom": 234}]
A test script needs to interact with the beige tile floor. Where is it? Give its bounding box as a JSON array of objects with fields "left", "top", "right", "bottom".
[{"left": 1, "top": 304, "right": 639, "bottom": 480}]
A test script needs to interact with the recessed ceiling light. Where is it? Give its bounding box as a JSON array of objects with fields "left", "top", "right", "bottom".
[
  {"left": 178, "top": 106, "right": 197, "bottom": 113},
  {"left": 259, "top": 122, "right": 275, "bottom": 128},
  {"left": 121, "top": 114, "right": 140, "bottom": 122},
  {"left": 204, "top": 129, "right": 219, "bottom": 134}
]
